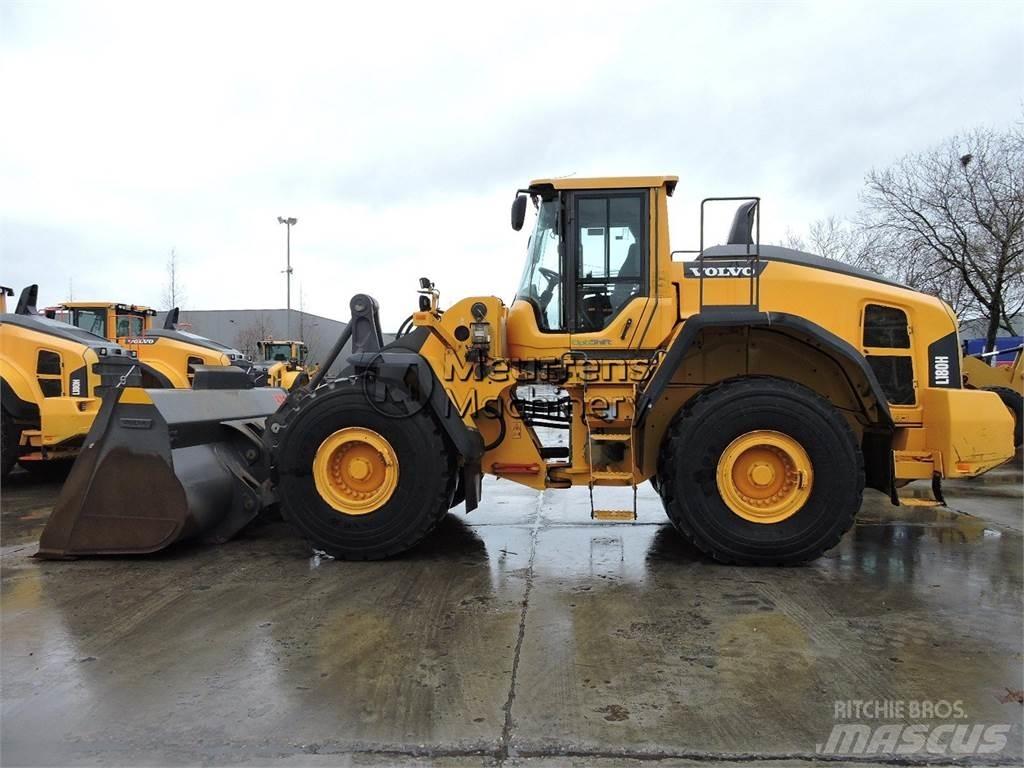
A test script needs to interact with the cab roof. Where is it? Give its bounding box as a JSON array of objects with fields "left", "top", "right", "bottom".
[
  {"left": 61, "top": 301, "right": 156, "bottom": 315},
  {"left": 528, "top": 175, "right": 678, "bottom": 195}
]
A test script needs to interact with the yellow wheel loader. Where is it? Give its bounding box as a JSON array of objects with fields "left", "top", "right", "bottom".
[
  {"left": 255, "top": 339, "right": 314, "bottom": 390},
  {"left": 49, "top": 303, "right": 255, "bottom": 388},
  {"left": 38, "top": 176, "right": 1015, "bottom": 564},
  {"left": 1, "top": 286, "right": 143, "bottom": 479},
  {"left": 961, "top": 345, "right": 1023, "bottom": 447}
]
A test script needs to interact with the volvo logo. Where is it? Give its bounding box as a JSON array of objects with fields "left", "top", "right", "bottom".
[{"left": 683, "top": 261, "right": 768, "bottom": 279}]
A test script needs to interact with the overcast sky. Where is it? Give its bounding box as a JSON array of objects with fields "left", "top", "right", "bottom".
[{"left": 1, "top": 0, "right": 1021, "bottom": 330}]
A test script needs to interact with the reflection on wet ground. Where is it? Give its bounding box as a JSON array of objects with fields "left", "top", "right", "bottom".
[{"left": 1, "top": 462, "right": 1021, "bottom": 766}]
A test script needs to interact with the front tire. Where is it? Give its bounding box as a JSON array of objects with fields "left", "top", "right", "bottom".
[
  {"left": 658, "top": 377, "right": 864, "bottom": 565},
  {"left": 271, "top": 380, "right": 456, "bottom": 560}
]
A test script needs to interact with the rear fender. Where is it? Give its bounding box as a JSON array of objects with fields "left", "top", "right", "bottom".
[
  {"left": 638, "top": 309, "right": 893, "bottom": 428},
  {"left": 637, "top": 309, "right": 895, "bottom": 495},
  {"left": 0, "top": 372, "right": 40, "bottom": 423}
]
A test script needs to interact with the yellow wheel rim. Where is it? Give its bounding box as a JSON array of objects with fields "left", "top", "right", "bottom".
[
  {"left": 312, "top": 427, "right": 399, "bottom": 516},
  {"left": 716, "top": 430, "right": 813, "bottom": 524}
]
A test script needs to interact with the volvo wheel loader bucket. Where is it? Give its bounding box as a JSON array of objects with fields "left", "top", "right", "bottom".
[{"left": 37, "top": 386, "right": 287, "bottom": 558}]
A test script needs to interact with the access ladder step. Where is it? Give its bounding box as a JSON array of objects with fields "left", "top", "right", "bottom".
[
  {"left": 896, "top": 474, "right": 946, "bottom": 508},
  {"left": 589, "top": 432, "right": 632, "bottom": 442},
  {"left": 898, "top": 497, "right": 943, "bottom": 508},
  {"left": 592, "top": 509, "right": 637, "bottom": 522},
  {"left": 590, "top": 470, "right": 634, "bottom": 482}
]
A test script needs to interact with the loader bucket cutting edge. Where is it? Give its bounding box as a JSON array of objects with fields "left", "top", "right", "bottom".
[{"left": 36, "top": 386, "right": 287, "bottom": 559}]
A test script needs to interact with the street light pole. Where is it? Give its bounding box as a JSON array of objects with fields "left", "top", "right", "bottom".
[{"left": 277, "top": 216, "right": 298, "bottom": 338}]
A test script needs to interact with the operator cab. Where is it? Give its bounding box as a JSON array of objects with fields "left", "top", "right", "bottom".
[
  {"left": 512, "top": 176, "right": 676, "bottom": 337},
  {"left": 259, "top": 340, "right": 308, "bottom": 366},
  {"left": 51, "top": 302, "right": 156, "bottom": 341}
]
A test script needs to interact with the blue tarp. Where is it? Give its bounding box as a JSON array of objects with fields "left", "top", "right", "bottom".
[{"left": 963, "top": 336, "right": 1023, "bottom": 365}]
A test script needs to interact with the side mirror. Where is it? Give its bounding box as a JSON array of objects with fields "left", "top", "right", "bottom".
[{"left": 511, "top": 194, "right": 528, "bottom": 232}]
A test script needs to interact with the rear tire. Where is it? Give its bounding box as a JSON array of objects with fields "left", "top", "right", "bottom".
[
  {"left": 18, "top": 458, "right": 73, "bottom": 481},
  {"left": 984, "top": 386, "right": 1023, "bottom": 448},
  {"left": 1, "top": 408, "right": 19, "bottom": 479},
  {"left": 658, "top": 377, "right": 863, "bottom": 565},
  {"left": 271, "top": 380, "right": 456, "bottom": 560}
]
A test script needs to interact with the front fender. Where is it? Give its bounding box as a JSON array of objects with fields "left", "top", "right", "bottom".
[{"left": 345, "top": 350, "right": 485, "bottom": 510}]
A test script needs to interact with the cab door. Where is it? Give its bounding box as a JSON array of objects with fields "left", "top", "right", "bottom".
[{"left": 565, "top": 189, "right": 651, "bottom": 352}]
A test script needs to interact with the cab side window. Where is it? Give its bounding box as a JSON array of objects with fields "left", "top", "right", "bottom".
[
  {"left": 573, "top": 194, "right": 644, "bottom": 332},
  {"left": 863, "top": 304, "right": 915, "bottom": 405}
]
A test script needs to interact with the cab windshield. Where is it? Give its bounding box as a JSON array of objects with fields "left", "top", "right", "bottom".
[
  {"left": 516, "top": 198, "right": 562, "bottom": 330},
  {"left": 264, "top": 343, "right": 294, "bottom": 361},
  {"left": 114, "top": 314, "right": 146, "bottom": 337},
  {"left": 71, "top": 308, "right": 107, "bottom": 337}
]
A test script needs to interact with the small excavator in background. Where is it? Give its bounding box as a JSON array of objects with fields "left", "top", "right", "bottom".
[
  {"left": 47, "top": 302, "right": 255, "bottom": 388},
  {"left": 962, "top": 345, "right": 1023, "bottom": 447},
  {"left": 254, "top": 339, "right": 315, "bottom": 390}
]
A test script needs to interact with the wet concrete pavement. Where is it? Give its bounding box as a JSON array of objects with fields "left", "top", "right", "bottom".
[{"left": 1, "top": 461, "right": 1022, "bottom": 766}]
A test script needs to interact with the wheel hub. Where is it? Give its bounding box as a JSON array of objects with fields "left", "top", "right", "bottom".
[
  {"left": 313, "top": 427, "right": 399, "bottom": 515},
  {"left": 716, "top": 430, "right": 813, "bottom": 524},
  {"left": 748, "top": 462, "right": 775, "bottom": 487}
]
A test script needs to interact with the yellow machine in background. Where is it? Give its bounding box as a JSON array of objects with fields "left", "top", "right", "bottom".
[
  {"left": 39, "top": 176, "right": 1015, "bottom": 565},
  {"left": 48, "top": 300, "right": 155, "bottom": 339},
  {"left": 962, "top": 346, "right": 1023, "bottom": 446},
  {"left": 1, "top": 286, "right": 141, "bottom": 478},
  {"left": 255, "top": 339, "right": 314, "bottom": 390},
  {"left": 51, "top": 302, "right": 254, "bottom": 388}
]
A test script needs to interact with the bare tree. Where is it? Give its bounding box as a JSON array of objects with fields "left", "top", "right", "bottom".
[
  {"left": 858, "top": 124, "right": 1024, "bottom": 351},
  {"left": 162, "top": 248, "right": 187, "bottom": 310},
  {"left": 234, "top": 313, "right": 273, "bottom": 359},
  {"left": 780, "top": 218, "right": 884, "bottom": 270},
  {"left": 301, "top": 323, "right": 321, "bottom": 368}
]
